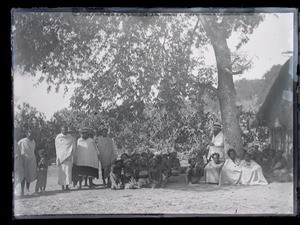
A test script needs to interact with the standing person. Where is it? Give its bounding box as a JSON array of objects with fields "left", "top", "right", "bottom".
[
  {"left": 206, "top": 122, "right": 225, "bottom": 162},
  {"left": 74, "top": 127, "right": 100, "bottom": 189},
  {"left": 18, "top": 130, "right": 37, "bottom": 196},
  {"left": 55, "top": 125, "right": 76, "bottom": 191},
  {"left": 35, "top": 149, "right": 48, "bottom": 193},
  {"left": 96, "top": 127, "right": 118, "bottom": 186},
  {"left": 14, "top": 139, "right": 25, "bottom": 195}
]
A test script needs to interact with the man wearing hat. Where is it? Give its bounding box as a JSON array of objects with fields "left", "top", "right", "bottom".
[
  {"left": 206, "top": 122, "right": 225, "bottom": 162},
  {"left": 55, "top": 125, "right": 76, "bottom": 191}
]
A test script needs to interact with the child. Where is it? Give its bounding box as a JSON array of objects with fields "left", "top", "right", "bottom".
[
  {"left": 136, "top": 157, "right": 151, "bottom": 188},
  {"left": 35, "top": 149, "right": 48, "bottom": 194},
  {"left": 149, "top": 158, "right": 163, "bottom": 188},
  {"left": 186, "top": 157, "right": 202, "bottom": 185},
  {"left": 122, "top": 159, "right": 139, "bottom": 189},
  {"left": 110, "top": 159, "right": 124, "bottom": 190}
]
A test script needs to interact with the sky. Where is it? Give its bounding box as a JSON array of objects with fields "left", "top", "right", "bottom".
[{"left": 13, "top": 12, "right": 295, "bottom": 120}]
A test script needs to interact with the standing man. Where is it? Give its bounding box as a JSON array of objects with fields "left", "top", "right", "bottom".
[
  {"left": 18, "top": 130, "right": 37, "bottom": 196},
  {"left": 55, "top": 125, "right": 76, "bottom": 191},
  {"left": 206, "top": 122, "right": 225, "bottom": 162},
  {"left": 96, "top": 127, "right": 118, "bottom": 186}
]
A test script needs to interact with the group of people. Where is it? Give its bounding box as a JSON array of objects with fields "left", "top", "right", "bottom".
[
  {"left": 13, "top": 122, "right": 290, "bottom": 196},
  {"left": 186, "top": 122, "right": 290, "bottom": 186}
]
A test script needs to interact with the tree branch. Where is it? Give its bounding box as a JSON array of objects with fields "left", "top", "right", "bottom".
[{"left": 224, "top": 68, "right": 244, "bottom": 75}]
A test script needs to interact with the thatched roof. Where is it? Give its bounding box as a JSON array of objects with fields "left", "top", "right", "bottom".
[{"left": 256, "top": 58, "right": 294, "bottom": 130}]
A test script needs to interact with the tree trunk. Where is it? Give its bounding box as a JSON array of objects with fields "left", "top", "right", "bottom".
[{"left": 200, "top": 17, "right": 244, "bottom": 158}]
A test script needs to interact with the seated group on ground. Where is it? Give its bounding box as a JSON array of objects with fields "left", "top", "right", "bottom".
[
  {"left": 108, "top": 151, "right": 181, "bottom": 190},
  {"left": 186, "top": 147, "right": 291, "bottom": 186}
]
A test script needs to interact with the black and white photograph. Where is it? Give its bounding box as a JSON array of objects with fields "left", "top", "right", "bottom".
[{"left": 11, "top": 8, "right": 297, "bottom": 216}]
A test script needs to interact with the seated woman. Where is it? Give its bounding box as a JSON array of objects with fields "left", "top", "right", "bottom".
[
  {"left": 240, "top": 152, "right": 268, "bottom": 185},
  {"left": 204, "top": 153, "right": 224, "bottom": 184},
  {"left": 219, "top": 149, "right": 242, "bottom": 185},
  {"left": 186, "top": 157, "right": 203, "bottom": 185},
  {"left": 149, "top": 158, "right": 163, "bottom": 188},
  {"left": 268, "top": 150, "right": 288, "bottom": 180},
  {"left": 136, "top": 157, "right": 151, "bottom": 188},
  {"left": 110, "top": 159, "right": 124, "bottom": 190},
  {"left": 122, "top": 159, "right": 139, "bottom": 189}
]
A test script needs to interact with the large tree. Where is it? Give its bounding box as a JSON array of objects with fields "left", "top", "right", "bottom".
[{"left": 12, "top": 11, "right": 264, "bottom": 157}]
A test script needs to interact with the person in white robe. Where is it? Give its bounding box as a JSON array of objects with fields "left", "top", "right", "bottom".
[
  {"left": 96, "top": 128, "right": 118, "bottom": 186},
  {"left": 204, "top": 152, "right": 224, "bottom": 184},
  {"left": 18, "top": 130, "right": 37, "bottom": 195},
  {"left": 55, "top": 125, "right": 76, "bottom": 191},
  {"left": 74, "top": 127, "right": 100, "bottom": 189},
  {"left": 240, "top": 153, "right": 268, "bottom": 185},
  {"left": 14, "top": 139, "right": 25, "bottom": 195},
  {"left": 207, "top": 123, "right": 225, "bottom": 162},
  {"left": 219, "top": 149, "right": 242, "bottom": 185}
]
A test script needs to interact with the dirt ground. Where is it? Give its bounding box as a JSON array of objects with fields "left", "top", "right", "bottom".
[{"left": 13, "top": 165, "right": 295, "bottom": 217}]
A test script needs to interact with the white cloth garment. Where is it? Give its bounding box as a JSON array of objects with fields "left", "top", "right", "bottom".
[
  {"left": 219, "top": 158, "right": 242, "bottom": 185},
  {"left": 75, "top": 137, "right": 99, "bottom": 169},
  {"left": 240, "top": 159, "right": 268, "bottom": 185},
  {"left": 207, "top": 131, "right": 225, "bottom": 161},
  {"left": 18, "top": 138, "right": 37, "bottom": 183}
]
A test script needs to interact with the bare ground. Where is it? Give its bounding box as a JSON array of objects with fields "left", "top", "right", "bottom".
[{"left": 13, "top": 165, "right": 295, "bottom": 217}]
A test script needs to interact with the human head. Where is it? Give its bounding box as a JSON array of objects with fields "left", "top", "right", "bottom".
[
  {"left": 26, "top": 130, "right": 34, "bottom": 140},
  {"left": 212, "top": 153, "right": 220, "bottom": 164},
  {"left": 149, "top": 158, "right": 158, "bottom": 167},
  {"left": 61, "top": 125, "right": 68, "bottom": 135},
  {"left": 227, "top": 149, "right": 236, "bottom": 160},
  {"left": 121, "top": 153, "right": 129, "bottom": 161},
  {"left": 244, "top": 152, "right": 251, "bottom": 162},
  {"left": 38, "top": 148, "right": 45, "bottom": 157},
  {"left": 101, "top": 128, "right": 108, "bottom": 137},
  {"left": 188, "top": 157, "right": 196, "bottom": 167},
  {"left": 79, "top": 127, "right": 90, "bottom": 139}
]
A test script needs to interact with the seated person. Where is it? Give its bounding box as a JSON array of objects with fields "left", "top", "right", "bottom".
[
  {"left": 219, "top": 149, "right": 242, "bottom": 185},
  {"left": 240, "top": 152, "right": 268, "bottom": 185},
  {"left": 136, "top": 157, "right": 151, "bottom": 188},
  {"left": 122, "top": 159, "right": 139, "bottom": 189},
  {"left": 268, "top": 150, "right": 288, "bottom": 180},
  {"left": 170, "top": 151, "right": 181, "bottom": 177},
  {"left": 149, "top": 158, "right": 163, "bottom": 188},
  {"left": 204, "top": 153, "right": 224, "bottom": 184},
  {"left": 186, "top": 157, "right": 203, "bottom": 185},
  {"left": 110, "top": 159, "right": 124, "bottom": 190}
]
